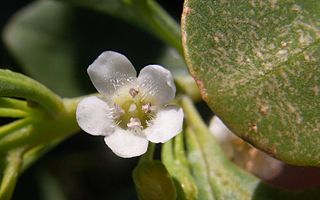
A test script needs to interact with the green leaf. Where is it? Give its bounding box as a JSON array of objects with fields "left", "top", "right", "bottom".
[
  {"left": 182, "top": 0, "right": 320, "bottom": 166},
  {"left": 133, "top": 160, "right": 177, "bottom": 200}
]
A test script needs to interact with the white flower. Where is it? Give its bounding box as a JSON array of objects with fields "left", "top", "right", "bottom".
[
  {"left": 210, "top": 116, "right": 283, "bottom": 180},
  {"left": 76, "top": 51, "right": 184, "bottom": 158}
]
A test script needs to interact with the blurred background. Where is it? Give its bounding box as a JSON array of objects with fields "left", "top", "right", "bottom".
[
  {"left": 0, "top": 0, "right": 183, "bottom": 199},
  {"left": 1, "top": 1, "right": 320, "bottom": 199}
]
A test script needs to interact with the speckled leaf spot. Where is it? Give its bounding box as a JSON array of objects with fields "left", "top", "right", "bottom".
[{"left": 182, "top": 0, "right": 320, "bottom": 166}]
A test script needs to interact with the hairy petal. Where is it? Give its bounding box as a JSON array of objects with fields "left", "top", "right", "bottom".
[
  {"left": 88, "top": 51, "right": 137, "bottom": 96},
  {"left": 146, "top": 106, "right": 183, "bottom": 143},
  {"left": 137, "top": 65, "right": 176, "bottom": 104},
  {"left": 104, "top": 129, "right": 148, "bottom": 158},
  {"left": 76, "top": 96, "right": 114, "bottom": 136}
]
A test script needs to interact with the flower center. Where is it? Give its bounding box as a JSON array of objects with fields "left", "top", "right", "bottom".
[{"left": 112, "top": 87, "right": 156, "bottom": 131}]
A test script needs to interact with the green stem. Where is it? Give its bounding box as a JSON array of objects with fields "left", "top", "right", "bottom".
[
  {"left": 0, "top": 98, "right": 81, "bottom": 152},
  {"left": 0, "top": 148, "right": 25, "bottom": 200},
  {"left": 162, "top": 130, "right": 200, "bottom": 200},
  {"left": 181, "top": 96, "right": 213, "bottom": 137},
  {"left": 185, "top": 126, "right": 215, "bottom": 200},
  {"left": 139, "top": 143, "right": 156, "bottom": 164},
  {"left": 161, "top": 139, "right": 174, "bottom": 167},
  {"left": 0, "top": 70, "right": 63, "bottom": 117},
  {"left": 0, "top": 108, "right": 28, "bottom": 118},
  {"left": 173, "top": 131, "right": 189, "bottom": 166},
  {"left": 0, "top": 97, "right": 31, "bottom": 111},
  {"left": 0, "top": 119, "right": 31, "bottom": 139},
  {"left": 138, "top": 0, "right": 183, "bottom": 55},
  {"left": 181, "top": 96, "right": 259, "bottom": 199}
]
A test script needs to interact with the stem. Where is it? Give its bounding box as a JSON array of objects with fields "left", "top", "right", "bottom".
[
  {"left": 161, "top": 139, "right": 174, "bottom": 168},
  {"left": 138, "top": 0, "right": 183, "bottom": 55},
  {"left": 139, "top": 143, "right": 156, "bottom": 164},
  {"left": 0, "top": 119, "right": 31, "bottom": 139},
  {"left": 180, "top": 96, "right": 212, "bottom": 136},
  {"left": 0, "top": 98, "right": 81, "bottom": 152},
  {"left": 181, "top": 96, "right": 259, "bottom": 199},
  {"left": 0, "top": 108, "right": 28, "bottom": 118},
  {"left": 0, "top": 97, "right": 30, "bottom": 111},
  {"left": 173, "top": 131, "right": 189, "bottom": 166},
  {"left": 162, "top": 130, "right": 200, "bottom": 200},
  {"left": 0, "top": 70, "right": 63, "bottom": 117},
  {"left": 185, "top": 126, "right": 215, "bottom": 200},
  {"left": 0, "top": 148, "right": 25, "bottom": 200}
]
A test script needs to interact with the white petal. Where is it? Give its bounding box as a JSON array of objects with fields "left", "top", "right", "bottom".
[
  {"left": 137, "top": 65, "right": 176, "bottom": 104},
  {"left": 76, "top": 96, "right": 115, "bottom": 136},
  {"left": 87, "top": 51, "right": 137, "bottom": 96},
  {"left": 104, "top": 129, "right": 148, "bottom": 158},
  {"left": 209, "top": 116, "right": 237, "bottom": 143},
  {"left": 145, "top": 106, "right": 183, "bottom": 143}
]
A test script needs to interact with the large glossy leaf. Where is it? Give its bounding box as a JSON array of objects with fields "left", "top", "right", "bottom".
[{"left": 182, "top": 0, "right": 320, "bottom": 166}]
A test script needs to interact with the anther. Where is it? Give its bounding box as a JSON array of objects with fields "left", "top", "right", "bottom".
[
  {"left": 129, "top": 88, "right": 139, "bottom": 98},
  {"left": 127, "top": 117, "right": 143, "bottom": 129},
  {"left": 113, "top": 104, "right": 125, "bottom": 119},
  {"left": 142, "top": 103, "right": 154, "bottom": 113}
]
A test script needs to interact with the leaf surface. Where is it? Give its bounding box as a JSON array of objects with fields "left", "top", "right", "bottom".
[{"left": 182, "top": 0, "right": 320, "bottom": 166}]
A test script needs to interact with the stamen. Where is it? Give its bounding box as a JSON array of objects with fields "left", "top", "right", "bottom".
[
  {"left": 113, "top": 103, "right": 124, "bottom": 119},
  {"left": 129, "top": 88, "right": 139, "bottom": 98},
  {"left": 142, "top": 103, "right": 155, "bottom": 113},
  {"left": 142, "top": 103, "right": 151, "bottom": 113},
  {"left": 128, "top": 103, "right": 137, "bottom": 112},
  {"left": 145, "top": 120, "right": 152, "bottom": 127},
  {"left": 127, "top": 117, "right": 143, "bottom": 129}
]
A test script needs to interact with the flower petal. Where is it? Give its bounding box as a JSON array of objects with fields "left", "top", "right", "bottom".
[
  {"left": 87, "top": 51, "right": 137, "bottom": 96},
  {"left": 76, "top": 96, "right": 115, "bottom": 136},
  {"left": 209, "top": 116, "right": 236, "bottom": 143},
  {"left": 145, "top": 106, "right": 183, "bottom": 143},
  {"left": 137, "top": 65, "right": 176, "bottom": 104},
  {"left": 104, "top": 129, "right": 148, "bottom": 158}
]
